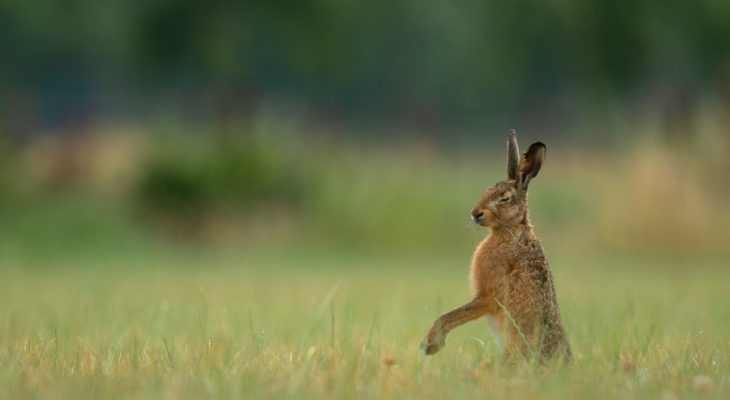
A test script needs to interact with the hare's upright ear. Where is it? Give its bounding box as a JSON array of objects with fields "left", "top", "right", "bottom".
[
  {"left": 507, "top": 129, "right": 519, "bottom": 180},
  {"left": 517, "top": 142, "right": 546, "bottom": 190}
]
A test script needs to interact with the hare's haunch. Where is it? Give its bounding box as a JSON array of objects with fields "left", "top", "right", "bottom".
[{"left": 420, "top": 130, "right": 571, "bottom": 362}]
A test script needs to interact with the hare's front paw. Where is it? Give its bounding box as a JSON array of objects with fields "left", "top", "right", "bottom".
[{"left": 420, "top": 330, "right": 446, "bottom": 356}]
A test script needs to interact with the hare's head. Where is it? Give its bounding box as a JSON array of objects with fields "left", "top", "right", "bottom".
[{"left": 470, "top": 130, "right": 546, "bottom": 228}]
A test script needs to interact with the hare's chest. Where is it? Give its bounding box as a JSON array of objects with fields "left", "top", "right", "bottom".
[{"left": 470, "top": 237, "right": 513, "bottom": 294}]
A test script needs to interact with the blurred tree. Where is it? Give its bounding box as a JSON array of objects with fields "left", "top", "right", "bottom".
[{"left": 0, "top": 0, "right": 729, "bottom": 136}]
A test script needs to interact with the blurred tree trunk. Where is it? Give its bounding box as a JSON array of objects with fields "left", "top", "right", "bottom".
[
  {"left": 658, "top": 84, "right": 697, "bottom": 148},
  {"left": 216, "top": 88, "right": 236, "bottom": 142}
]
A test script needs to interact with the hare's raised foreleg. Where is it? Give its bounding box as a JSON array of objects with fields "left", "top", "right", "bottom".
[{"left": 420, "top": 297, "right": 489, "bottom": 355}]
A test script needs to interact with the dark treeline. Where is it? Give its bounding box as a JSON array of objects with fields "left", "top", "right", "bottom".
[{"left": 1, "top": 0, "right": 729, "bottom": 136}]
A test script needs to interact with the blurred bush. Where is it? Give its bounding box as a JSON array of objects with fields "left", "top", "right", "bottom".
[
  {"left": 137, "top": 139, "right": 301, "bottom": 210},
  {"left": 0, "top": 125, "right": 728, "bottom": 261},
  {"left": 132, "top": 132, "right": 310, "bottom": 240}
]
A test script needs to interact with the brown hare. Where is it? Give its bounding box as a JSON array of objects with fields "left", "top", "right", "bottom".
[{"left": 420, "top": 130, "right": 571, "bottom": 362}]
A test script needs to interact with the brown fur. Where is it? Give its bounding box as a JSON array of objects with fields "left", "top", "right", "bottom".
[{"left": 420, "top": 131, "right": 571, "bottom": 362}]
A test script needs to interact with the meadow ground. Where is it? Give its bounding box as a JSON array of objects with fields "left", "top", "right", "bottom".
[
  {"left": 1, "top": 251, "right": 728, "bottom": 399},
  {"left": 1, "top": 134, "right": 729, "bottom": 399}
]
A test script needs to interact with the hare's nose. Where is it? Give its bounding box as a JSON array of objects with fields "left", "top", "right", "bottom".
[{"left": 471, "top": 210, "right": 485, "bottom": 224}]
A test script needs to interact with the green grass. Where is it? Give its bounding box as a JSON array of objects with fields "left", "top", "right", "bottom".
[
  {"left": 1, "top": 252, "right": 728, "bottom": 399},
  {"left": 1, "top": 132, "right": 729, "bottom": 398}
]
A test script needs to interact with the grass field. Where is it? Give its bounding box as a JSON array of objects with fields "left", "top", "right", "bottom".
[
  {"left": 1, "top": 134, "right": 729, "bottom": 398},
  {"left": 1, "top": 251, "right": 728, "bottom": 399}
]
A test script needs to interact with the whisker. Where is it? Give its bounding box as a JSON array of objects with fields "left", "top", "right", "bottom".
[{"left": 494, "top": 219, "right": 515, "bottom": 240}]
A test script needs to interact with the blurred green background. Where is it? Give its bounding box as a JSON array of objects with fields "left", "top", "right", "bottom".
[
  {"left": 2, "top": 2, "right": 730, "bottom": 399},
  {"left": 1, "top": 0, "right": 729, "bottom": 264}
]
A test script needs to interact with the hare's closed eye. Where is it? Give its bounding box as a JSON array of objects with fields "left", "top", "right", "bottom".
[{"left": 498, "top": 194, "right": 513, "bottom": 203}]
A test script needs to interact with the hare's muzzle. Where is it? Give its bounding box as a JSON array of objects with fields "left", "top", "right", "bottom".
[{"left": 471, "top": 210, "right": 486, "bottom": 225}]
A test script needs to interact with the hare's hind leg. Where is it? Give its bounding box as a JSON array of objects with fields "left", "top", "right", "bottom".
[{"left": 420, "top": 298, "right": 490, "bottom": 355}]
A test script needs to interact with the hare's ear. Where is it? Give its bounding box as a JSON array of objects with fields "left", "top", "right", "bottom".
[
  {"left": 517, "top": 142, "right": 546, "bottom": 190},
  {"left": 507, "top": 129, "right": 519, "bottom": 180}
]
